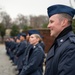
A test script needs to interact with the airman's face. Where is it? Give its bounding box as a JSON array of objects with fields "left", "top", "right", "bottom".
[
  {"left": 20, "top": 36, "right": 25, "bottom": 41},
  {"left": 29, "top": 34, "right": 39, "bottom": 45},
  {"left": 47, "top": 14, "right": 64, "bottom": 38},
  {"left": 16, "top": 39, "right": 20, "bottom": 43}
]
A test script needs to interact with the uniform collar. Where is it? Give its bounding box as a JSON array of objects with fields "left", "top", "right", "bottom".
[
  {"left": 55, "top": 25, "right": 72, "bottom": 46},
  {"left": 56, "top": 31, "right": 74, "bottom": 46},
  {"left": 33, "top": 43, "right": 39, "bottom": 49},
  {"left": 57, "top": 25, "right": 72, "bottom": 39}
]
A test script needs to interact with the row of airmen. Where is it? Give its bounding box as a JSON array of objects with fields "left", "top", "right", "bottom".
[{"left": 5, "top": 30, "right": 45, "bottom": 75}]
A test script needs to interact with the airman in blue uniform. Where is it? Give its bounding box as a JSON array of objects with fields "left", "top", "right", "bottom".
[
  {"left": 45, "top": 4, "right": 75, "bottom": 75},
  {"left": 13, "top": 34, "right": 21, "bottom": 65},
  {"left": 5, "top": 38, "right": 10, "bottom": 55},
  {"left": 20, "top": 34, "right": 45, "bottom": 75},
  {"left": 7, "top": 37, "right": 16, "bottom": 61},
  {"left": 15, "top": 33, "right": 27, "bottom": 74}
]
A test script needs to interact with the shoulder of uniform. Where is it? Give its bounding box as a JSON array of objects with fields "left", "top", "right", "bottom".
[
  {"left": 69, "top": 35, "right": 75, "bottom": 44},
  {"left": 36, "top": 44, "right": 44, "bottom": 51}
]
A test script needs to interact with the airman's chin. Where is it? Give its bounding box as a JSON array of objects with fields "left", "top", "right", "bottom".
[
  {"left": 49, "top": 33, "right": 53, "bottom": 37},
  {"left": 49, "top": 31, "right": 54, "bottom": 37},
  {"left": 50, "top": 33, "right": 56, "bottom": 38}
]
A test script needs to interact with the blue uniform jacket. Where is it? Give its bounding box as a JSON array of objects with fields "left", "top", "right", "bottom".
[
  {"left": 16, "top": 40, "right": 27, "bottom": 69},
  {"left": 16, "top": 40, "right": 27, "bottom": 57},
  {"left": 45, "top": 31, "right": 75, "bottom": 75},
  {"left": 20, "top": 43, "right": 45, "bottom": 75}
]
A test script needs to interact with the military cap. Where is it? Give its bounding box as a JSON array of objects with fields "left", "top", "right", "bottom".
[
  {"left": 47, "top": 4, "right": 75, "bottom": 18},
  {"left": 28, "top": 30, "right": 40, "bottom": 36},
  {"left": 28, "top": 30, "right": 43, "bottom": 38},
  {"left": 20, "top": 33, "right": 26, "bottom": 37}
]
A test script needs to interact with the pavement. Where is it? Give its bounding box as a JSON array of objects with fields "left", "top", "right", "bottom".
[{"left": 0, "top": 44, "right": 18, "bottom": 75}]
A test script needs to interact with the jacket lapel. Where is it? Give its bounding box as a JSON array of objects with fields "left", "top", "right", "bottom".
[{"left": 46, "top": 45, "right": 55, "bottom": 61}]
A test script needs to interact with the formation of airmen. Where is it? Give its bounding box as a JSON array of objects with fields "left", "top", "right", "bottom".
[
  {"left": 4, "top": 3, "right": 75, "bottom": 75},
  {"left": 5, "top": 30, "right": 45, "bottom": 75}
]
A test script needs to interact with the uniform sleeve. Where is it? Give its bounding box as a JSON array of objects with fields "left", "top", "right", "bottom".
[
  {"left": 20, "top": 48, "right": 44, "bottom": 75},
  {"left": 10, "top": 42, "right": 16, "bottom": 51},
  {"left": 16, "top": 43, "right": 27, "bottom": 57},
  {"left": 57, "top": 46, "right": 75, "bottom": 75}
]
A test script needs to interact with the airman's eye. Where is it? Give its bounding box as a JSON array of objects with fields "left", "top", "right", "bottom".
[
  {"left": 31, "top": 37, "right": 34, "bottom": 38},
  {"left": 49, "top": 20, "right": 53, "bottom": 24}
]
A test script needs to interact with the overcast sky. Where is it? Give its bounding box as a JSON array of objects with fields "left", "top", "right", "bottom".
[{"left": 0, "top": 0, "right": 73, "bottom": 19}]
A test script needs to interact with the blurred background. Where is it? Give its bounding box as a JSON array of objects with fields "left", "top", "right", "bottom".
[{"left": 0, "top": 0, "right": 75, "bottom": 46}]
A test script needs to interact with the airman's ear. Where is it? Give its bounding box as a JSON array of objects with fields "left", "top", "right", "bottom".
[
  {"left": 61, "top": 18, "right": 68, "bottom": 27},
  {"left": 37, "top": 38, "right": 40, "bottom": 42}
]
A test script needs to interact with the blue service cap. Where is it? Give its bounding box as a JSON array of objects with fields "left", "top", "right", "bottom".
[
  {"left": 20, "top": 33, "right": 26, "bottom": 37},
  {"left": 28, "top": 30, "right": 43, "bottom": 38},
  {"left": 47, "top": 4, "right": 75, "bottom": 18},
  {"left": 28, "top": 30, "right": 40, "bottom": 36}
]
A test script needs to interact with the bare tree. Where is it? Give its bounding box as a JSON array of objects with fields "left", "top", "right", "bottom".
[
  {"left": 0, "top": 11, "right": 11, "bottom": 29},
  {"left": 0, "top": 23, "right": 6, "bottom": 43},
  {"left": 29, "top": 15, "right": 48, "bottom": 28},
  {"left": 13, "top": 14, "right": 29, "bottom": 28}
]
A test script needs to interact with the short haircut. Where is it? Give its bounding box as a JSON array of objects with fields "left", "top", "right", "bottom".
[{"left": 58, "top": 13, "right": 72, "bottom": 25}]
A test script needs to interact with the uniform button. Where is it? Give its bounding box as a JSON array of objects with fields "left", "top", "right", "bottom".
[
  {"left": 60, "top": 39, "right": 64, "bottom": 42},
  {"left": 33, "top": 46, "right": 36, "bottom": 48}
]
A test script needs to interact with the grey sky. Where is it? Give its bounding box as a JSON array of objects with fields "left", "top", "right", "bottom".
[{"left": 0, "top": 0, "right": 73, "bottom": 19}]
